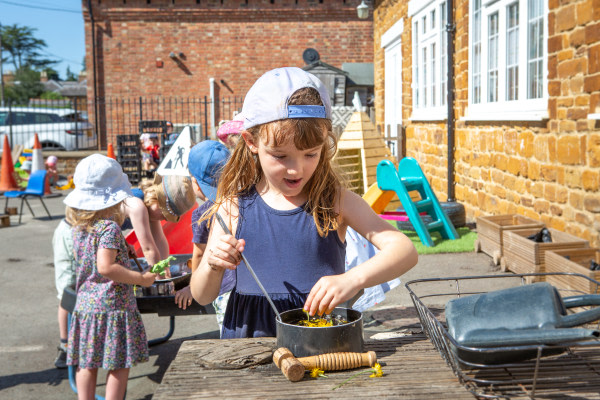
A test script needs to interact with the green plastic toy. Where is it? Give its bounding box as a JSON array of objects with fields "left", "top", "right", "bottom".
[{"left": 151, "top": 256, "right": 176, "bottom": 274}]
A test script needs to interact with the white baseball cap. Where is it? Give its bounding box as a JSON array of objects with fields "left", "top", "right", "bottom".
[
  {"left": 241, "top": 67, "right": 332, "bottom": 130},
  {"left": 64, "top": 154, "right": 132, "bottom": 211}
]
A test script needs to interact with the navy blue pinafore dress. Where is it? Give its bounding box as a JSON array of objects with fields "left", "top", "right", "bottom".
[{"left": 221, "top": 187, "right": 346, "bottom": 338}]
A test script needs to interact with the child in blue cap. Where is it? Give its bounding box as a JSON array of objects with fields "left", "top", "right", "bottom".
[
  {"left": 190, "top": 67, "right": 418, "bottom": 338},
  {"left": 175, "top": 140, "right": 232, "bottom": 334}
]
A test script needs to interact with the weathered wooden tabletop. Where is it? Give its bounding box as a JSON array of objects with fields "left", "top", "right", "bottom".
[{"left": 153, "top": 334, "right": 475, "bottom": 399}]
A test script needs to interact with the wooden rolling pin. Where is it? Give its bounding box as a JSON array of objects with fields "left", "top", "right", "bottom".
[{"left": 273, "top": 347, "right": 377, "bottom": 382}]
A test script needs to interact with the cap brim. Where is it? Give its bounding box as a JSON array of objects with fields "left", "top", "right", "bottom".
[{"left": 198, "top": 181, "right": 217, "bottom": 203}]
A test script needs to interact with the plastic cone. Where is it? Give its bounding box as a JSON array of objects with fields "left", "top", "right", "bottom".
[
  {"left": 0, "top": 135, "right": 19, "bottom": 192},
  {"left": 107, "top": 143, "right": 116, "bottom": 159},
  {"left": 31, "top": 133, "right": 45, "bottom": 173}
]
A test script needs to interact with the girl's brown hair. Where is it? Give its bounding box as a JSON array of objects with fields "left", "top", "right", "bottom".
[
  {"left": 138, "top": 178, "right": 158, "bottom": 209},
  {"left": 66, "top": 202, "right": 126, "bottom": 232},
  {"left": 205, "top": 87, "right": 343, "bottom": 237}
]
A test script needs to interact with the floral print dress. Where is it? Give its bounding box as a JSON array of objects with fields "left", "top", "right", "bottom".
[{"left": 66, "top": 219, "right": 148, "bottom": 370}]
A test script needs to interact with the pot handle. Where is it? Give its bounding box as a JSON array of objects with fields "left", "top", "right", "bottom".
[{"left": 560, "top": 294, "right": 600, "bottom": 327}]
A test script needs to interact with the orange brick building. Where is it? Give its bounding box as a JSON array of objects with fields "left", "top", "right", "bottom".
[{"left": 374, "top": 0, "right": 600, "bottom": 247}]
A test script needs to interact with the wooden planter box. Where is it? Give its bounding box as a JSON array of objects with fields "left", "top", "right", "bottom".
[
  {"left": 545, "top": 248, "right": 600, "bottom": 294},
  {"left": 501, "top": 228, "right": 589, "bottom": 283},
  {"left": 0, "top": 214, "right": 10, "bottom": 228},
  {"left": 475, "top": 214, "right": 543, "bottom": 266},
  {"left": 4, "top": 207, "right": 17, "bottom": 215}
]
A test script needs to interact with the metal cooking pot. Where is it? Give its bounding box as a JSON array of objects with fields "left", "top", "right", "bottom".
[{"left": 276, "top": 307, "right": 363, "bottom": 358}]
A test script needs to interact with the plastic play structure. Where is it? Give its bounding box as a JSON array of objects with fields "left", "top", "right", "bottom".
[{"left": 368, "top": 157, "right": 459, "bottom": 247}]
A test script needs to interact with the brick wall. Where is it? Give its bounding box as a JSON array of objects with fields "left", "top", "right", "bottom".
[
  {"left": 374, "top": 0, "right": 600, "bottom": 247},
  {"left": 83, "top": 0, "right": 373, "bottom": 99}
]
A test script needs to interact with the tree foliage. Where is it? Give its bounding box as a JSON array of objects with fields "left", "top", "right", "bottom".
[
  {"left": 1, "top": 24, "right": 59, "bottom": 104},
  {"left": 3, "top": 67, "right": 44, "bottom": 105},
  {"left": 1, "top": 24, "right": 56, "bottom": 71},
  {"left": 65, "top": 66, "right": 77, "bottom": 81}
]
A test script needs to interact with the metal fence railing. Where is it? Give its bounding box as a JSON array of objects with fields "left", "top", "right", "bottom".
[
  {"left": 2, "top": 96, "right": 373, "bottom": 152},
  {"left": 0, "top": 98, "right": 95, "bottom": 152},
  {"left": 0, "top": 96, "right": 245, "bottom": 152},
  {"left": 93, "top": 96, "right": 244, "bottom": 148}
]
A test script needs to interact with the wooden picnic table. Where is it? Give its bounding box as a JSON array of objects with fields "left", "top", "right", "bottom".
[{"left": 153, "top": 334, "right": 475, "bottom": 399}]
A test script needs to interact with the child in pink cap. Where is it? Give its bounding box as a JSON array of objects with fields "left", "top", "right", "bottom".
[
  {"left": 216, "top": 113, "right": 244, "bottom": 149},
  {"left": 45, "top": 155, "right": 59, "bottom": 187}
]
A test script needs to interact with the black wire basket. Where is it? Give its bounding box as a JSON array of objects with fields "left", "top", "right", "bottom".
[{"left": 405, "top": 273, "right": 600, "bottom": 399}]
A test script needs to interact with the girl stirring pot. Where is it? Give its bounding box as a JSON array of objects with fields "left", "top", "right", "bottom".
[{"left": 190, "top": 67, "right": 418, "bottom": 338}]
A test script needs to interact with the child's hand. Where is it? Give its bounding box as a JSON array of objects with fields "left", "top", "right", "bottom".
[
  {"left": 140, "top": 270, "right": 158, "bottom": 287},
  {"left": 304, "top": 274, "right": 359, "bottom": 317},
  {"left": 174, "top": 286, "right": 194, "bottom": 309},
  {"left": 206, "top": 234, "right": 245, "bottom": 271}
]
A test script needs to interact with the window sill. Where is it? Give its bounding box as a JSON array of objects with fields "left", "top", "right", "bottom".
[
  {"left": 588, "top": 113, "right": 600, "bottom": 120},
  {"left": 410, "top": 109, "right": 447, "bottom": 122},
  {"left": 463, "top": 108, "right": 548, "bottom": 122}
]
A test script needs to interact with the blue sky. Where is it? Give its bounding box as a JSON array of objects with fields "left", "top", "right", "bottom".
[{"left": 1, "top": 0, "right": 85, "bottom": 80}]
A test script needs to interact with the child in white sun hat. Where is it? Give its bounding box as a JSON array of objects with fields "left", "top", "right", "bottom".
[{"left": 63, "top": 154, "right": 158, "bottom": 399}]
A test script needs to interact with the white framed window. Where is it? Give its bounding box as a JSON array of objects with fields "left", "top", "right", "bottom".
[
  {"left": 466, "top": 0, "right": 548, "bottom": 121},
  {"left": 409, "top": 0, "right": 448, "bottom": 121}
]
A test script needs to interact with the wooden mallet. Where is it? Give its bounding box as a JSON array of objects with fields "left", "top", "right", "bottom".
[{"left": 272, "top": 347, "right": 377, "bottom": 382}]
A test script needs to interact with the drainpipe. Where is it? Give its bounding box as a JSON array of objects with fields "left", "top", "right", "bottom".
[
  {"left": 87, "top": 0, "right": 100, "bottom": 149},
  {"left": 0, "top": 22, "right": 5, "bottom": 107},
  {"left": 209, "top": 78, "right": 216, "bottom": 139},
  {"left": 446, "top": 0, "right": 456, "bottom": 202}
]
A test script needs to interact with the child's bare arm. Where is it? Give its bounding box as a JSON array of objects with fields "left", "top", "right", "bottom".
[
  {"left": 125, "top": 197, "right": 163, "bottom": 265},
  {"left": 190, "top": 242, "right": 206, "bottom": 273},
  {"left": 304, "top": 190, "right": 418, "bottom": 316},
  {"left": 190, "top": 206, "right": 244, "bottom": 305},
  {"left": 97, "top": 248, "right": 157, "bottom": 287}
]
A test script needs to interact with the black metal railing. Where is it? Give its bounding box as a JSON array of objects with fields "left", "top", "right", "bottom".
[
  {"left": 92, "top": 96, "right": 244, "bottom": 148},
  {"left": 0, "top": 96, "right": 245, "bottom": 152},
  {"left": 0, "top": 98, "right": 95, "bottom": 152}
]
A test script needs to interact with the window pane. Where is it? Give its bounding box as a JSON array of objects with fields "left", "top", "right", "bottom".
[
  {"left": 472, "top": 0, "right": 482, "bottom": 104},
  {"left": 441, "top": 1, "right": 447, "bottom": 106},
  {"left": 506, "top": 2, "right": 519, "bottom": 101},
  {"left": 528, "top": 0, "right": 543, "bottom": 99},
  {"left": 414, "top": 21, "right": 419, "bottom": 108},
  {"left": 422, "top": 47, "right": 428, "bottom": 107},
  {"left": 431, "top": 9, "right": 436, "bottom": 30},
  {"left": 431, "top": 43, "right": 437, "bottom": 106},
  {"left": 488, "top": 12, "right": 499, "bottom": 103}
]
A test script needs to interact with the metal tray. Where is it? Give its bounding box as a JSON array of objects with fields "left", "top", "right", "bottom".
[{"left": 405, "top": 272, "right": 600, "bottom": 399}]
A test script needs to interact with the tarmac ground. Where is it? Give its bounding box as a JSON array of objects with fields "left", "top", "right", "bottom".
[{"left": 0, "top": 190, "right": 500, "bottom": 399}]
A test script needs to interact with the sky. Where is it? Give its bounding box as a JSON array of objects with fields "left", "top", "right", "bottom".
[{"left": 1, "top": 0, "right": 85, "bottom": 80}]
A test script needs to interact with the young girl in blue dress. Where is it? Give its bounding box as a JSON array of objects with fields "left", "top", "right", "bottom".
[
  {"left": 64, "top": 154, "right": 158, "bottom": 399},
  {"left": 190, "top": 67, "right": 418, "bottom": 338}
]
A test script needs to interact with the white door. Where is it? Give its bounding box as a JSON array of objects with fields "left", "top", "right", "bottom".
[{"left": 383, "top": 21, "right": 403, "bottom": 159}]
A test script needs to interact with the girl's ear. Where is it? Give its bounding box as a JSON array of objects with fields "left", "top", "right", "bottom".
[
  {"left": 190, "top": 176, "right": 200, "bottom": 190},
  {"left": 241, "top": 131, "right": 258, "bottom": 154}
]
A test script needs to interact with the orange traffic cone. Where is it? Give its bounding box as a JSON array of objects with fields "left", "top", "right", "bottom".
[
  {"left": 107, "top": 143, "right": 116, "bottom": 159},
  {"left": 30, "top": 133, "right": 52, "bottom": 195},
  {"left": 0, "top": 135, "right": 19, "bottom": 193}
]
